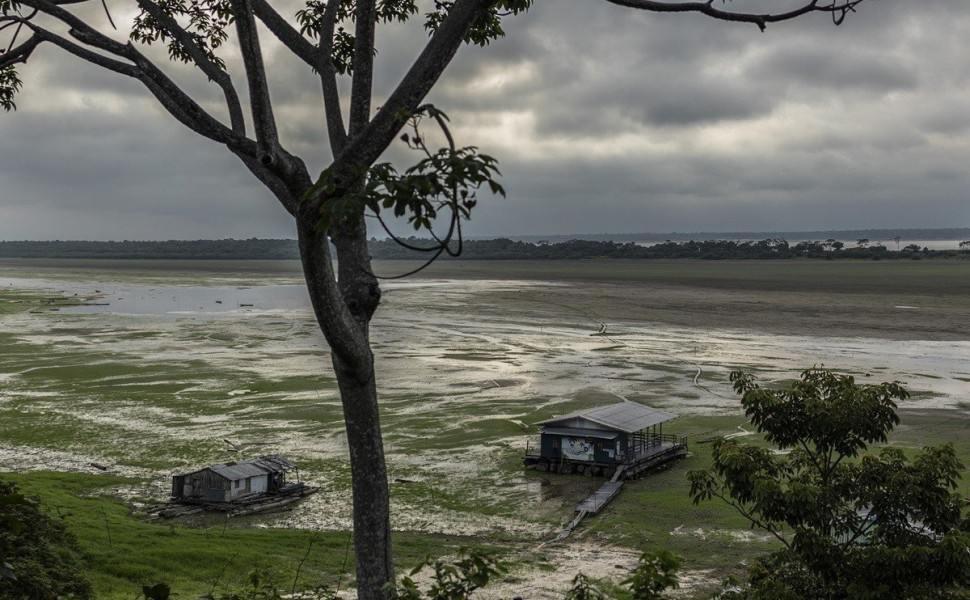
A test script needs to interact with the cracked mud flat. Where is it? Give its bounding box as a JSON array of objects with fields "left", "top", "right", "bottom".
[{"left": 1, "top": 259, "right": 969, "bottom": 595}]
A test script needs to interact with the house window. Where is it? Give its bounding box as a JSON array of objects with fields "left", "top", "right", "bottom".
[
  {"left": 234, "top": 480, "right": 240, "bottom": 489},
  {"left": 552, "top": 439, "right": 560, "bottom": 449},
  {"left": 245, "top": 478, "right": 251, "bottom": 492}
]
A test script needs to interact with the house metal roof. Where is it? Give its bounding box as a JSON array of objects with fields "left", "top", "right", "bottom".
[
  {"left": 541, "top": 427, "right": 620, "bottom": 440},
  {"left": 536, "top": 402, "right": 676, "bottom": 434},
  {"left": 175, "top": 455, "right": 296, "bottom": 481}
]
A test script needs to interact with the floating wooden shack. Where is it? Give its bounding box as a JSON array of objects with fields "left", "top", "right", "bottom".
[
  {"left": 150, "top": 455, "right": 317, "bottom": 518},
  {"left": 524, "top": 401, "right": 687, "bottom": 479},
  {"left": 171, "top": 455, "right": 297, "bottom": 504}
]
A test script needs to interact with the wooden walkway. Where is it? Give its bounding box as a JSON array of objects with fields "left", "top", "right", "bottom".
[{"left": 575, "top": 465, "right": 627, "bottom": 514}]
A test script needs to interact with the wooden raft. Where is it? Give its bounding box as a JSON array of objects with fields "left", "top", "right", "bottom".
[{"left": 148, "top": 485, "right": 318, "bottom": 519}]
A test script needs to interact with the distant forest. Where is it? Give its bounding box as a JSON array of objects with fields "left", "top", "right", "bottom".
[
  {"left": 505, "top": 228, "right": 970, "bottom": 244},
  {"left": 2, "top": 237, "right": 970, "bottom": 261}
]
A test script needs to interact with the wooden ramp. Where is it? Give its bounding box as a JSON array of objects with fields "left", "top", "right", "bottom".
[
  {"left": 575, "top": 464, "right": 627, "bottom": 514},
  {"left": 540, "top": 465, "right": 629, "bottom": 547}
]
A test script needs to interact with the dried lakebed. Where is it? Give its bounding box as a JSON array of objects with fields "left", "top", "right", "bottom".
[{"left": 1, "top": 260, "right": 969, "bottom": 597}]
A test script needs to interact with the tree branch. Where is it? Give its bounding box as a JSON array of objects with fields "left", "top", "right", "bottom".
[
  {"left": 713, "top": 490, "right": 792, "bottom": 549},
  {"left": 250, "top": 0, "right": 319, "bottom": 67},
  {"left": 318, "top": 0, "right": 348, "bottom": 154},
  {"left": 349, "top": 0, "right": 375, "bottom": 135},
  {"left": 228, "top": 0, "right": 280, "bottom": 165},
  {"left": 305, "top": 0, "right": 494, "bottom": 214},
  {"left": 20, "top": 0, "right": 267, "bottom": 154},
  {"left": 232, "top": 149, "right": 308, "bottom": 216},
  {"left": 25, "top": 25, "right": 138, "bottom": 76},
  {"left": 134, "top": 0, "right": 246, "bottom": 135},
  {"left": 16, "top": 0, "right": 315, "bottom": 218},
  {"left": 0, "top": 34, "right": 41, "bottom": 68},
  {"left": 249, "top": 0, "right": 346, "bottom": 155},
  {"left": 600, "top": 0, "right": 865, "bottom": 32},
  {"left": 297, "top": 209, "right": 374, "bottom": 381}
]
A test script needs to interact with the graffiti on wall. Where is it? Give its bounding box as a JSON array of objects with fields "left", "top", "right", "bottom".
[{"left": 562, "top": 437, "right": 594, "bottom": 461}]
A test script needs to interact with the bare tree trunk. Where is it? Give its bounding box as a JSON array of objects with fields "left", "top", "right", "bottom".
[
  {"left": 332, "top": 355, "right": 393, "bottom": 600},
  {"left": 296, "top": 208, "right": 392, "bottom": 600}
]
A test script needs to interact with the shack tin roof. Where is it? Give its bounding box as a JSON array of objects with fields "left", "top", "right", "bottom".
[
  {"left": 175, "top": 455, "right": 296, "bottom": 481},
  {"left": 541, "top": 427, "right": 620, "bottom": 440},
  {"left": 537, "top": 402, "right": 676, "bottom": 434}
]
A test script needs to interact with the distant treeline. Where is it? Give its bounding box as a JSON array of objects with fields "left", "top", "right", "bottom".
[
  {"left": 506, "top": 228, "right": 970, "bottom": 244},
  {"left": 1, "top": 238, "right": 969, "bottom": 260},
  {"left": 0, "top": 239, "right": 300, "bottom": 259},
  {"left": 372, "top": 238, "right": 970, "bottom": 260}
]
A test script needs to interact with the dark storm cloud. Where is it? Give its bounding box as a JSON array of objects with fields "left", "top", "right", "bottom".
[{"left": 1, "top": 0, "right": 968, "bottom": 240}]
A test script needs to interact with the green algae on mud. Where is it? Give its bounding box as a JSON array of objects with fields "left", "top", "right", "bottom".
[{"left": 2, "top": 260, "right": 970, "bottom": 598}]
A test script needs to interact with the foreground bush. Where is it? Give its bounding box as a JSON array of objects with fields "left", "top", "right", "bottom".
[
  {"left": 0, "top": 479, "right": 93, "bottom": 600},
  {"left": 169, "top": 548, "right": 680, "bottom": 600},
  {"left": 690, "top": 369, "right": 970, "bottom": 599}
]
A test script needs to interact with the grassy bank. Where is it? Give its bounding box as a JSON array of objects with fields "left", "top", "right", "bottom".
[
  {"left": 4, "top": 471, "right": 486, "bottom": 599},
  {"left": 8, "top": 405, "right": 965, "bottom": 599}
]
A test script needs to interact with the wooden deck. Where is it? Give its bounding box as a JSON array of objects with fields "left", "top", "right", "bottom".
[
  {"left": 625, "top": 443, "right": 688, "bottom": 478},
  {"left": 629, "top": 440, "right": 678, "bottom": 462}
]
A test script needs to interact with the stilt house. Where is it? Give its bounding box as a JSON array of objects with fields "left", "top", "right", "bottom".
[
  {"left": 171, "top": 455, "right": 296, "bottom": 503},
  {"left": 525, "top": 402, "right": 686, "bottom": 477}
]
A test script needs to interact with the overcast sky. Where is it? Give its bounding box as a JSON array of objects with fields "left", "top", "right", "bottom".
[{"left": 1, "top": 0, "right": 968, "bottom": 240}]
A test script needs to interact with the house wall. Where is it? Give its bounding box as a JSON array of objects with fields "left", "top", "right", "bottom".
[
  {"left": 229, "top": 474, "right": 269, "bottom": 498},
  {"left": 540, "top": 433, "right": 624, "bottom": 464},
  {"left": 183, "top": 470, "right": 231, "bottom": 502}
]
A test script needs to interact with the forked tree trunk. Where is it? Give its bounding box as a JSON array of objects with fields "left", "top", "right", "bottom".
[{"left": 296, "top": 210, "right": 392, "bottom": 600}]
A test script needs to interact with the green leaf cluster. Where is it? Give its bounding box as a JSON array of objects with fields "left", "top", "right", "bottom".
[
  {"left": 562, "top": 551, "right": 680, "bottom": 600},
  {"left": 425, "top": 0, "right": 532, "bottom": 47},
  {"left": 309, "top": 107, "right": 503, "bottom": 236},
  {"left": 391, "top": 548, "right": 507, "bottom": 600},
  {"left": 362, "top": 144, "right": 502, "bottom": 231},
  {"left": 0, "top": 479, "right": 93, "bottom": 600},
  {"left": 192, "top": 566, "right": 337, "bottom": 600},
  {"left": 0, "top": 64, "right": 21, "bottom": 111},
  {"left": 690, "top": 369, "right": 970, "bottom": 600},
  {"left": 297, "top": 0, "right": 418, "bottom": 75},
  {"left": 621, "top": 550, "right": 679, "bottom": 600},
  {"left": 131, "top": 0, "right": 233, "bottom": 71}
]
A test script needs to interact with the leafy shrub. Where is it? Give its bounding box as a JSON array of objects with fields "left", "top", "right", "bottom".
[{"left": 0, "top": 479, "right": 92, "bottom": 600}]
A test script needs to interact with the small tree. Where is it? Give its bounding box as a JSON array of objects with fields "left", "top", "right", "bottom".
[{"left": 688, "top": 369, "right": 970, "bottom": 600}]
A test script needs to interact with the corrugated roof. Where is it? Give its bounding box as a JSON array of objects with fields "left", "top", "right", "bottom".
[
  {"left": 537, "top": 402, "right": 676, "bottom": 433},
  {"left": 174, "top": 455, "right": 296, "bottom": 480},
  {"left": 210, "top": 462, "right": 269, "bottom": 480},
  {"left": 541, "top": 427, "right": 620, "bottom": 440},
  {"left": 256, "top": 455, "right": 296, "bottom": 470}
]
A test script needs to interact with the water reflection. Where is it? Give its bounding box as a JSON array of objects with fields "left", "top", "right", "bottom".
[
  {"left": 67, "top": 284, "right": 312, "bottom": 315},
  {"left": 0, "top": 277, "right": 457, "bottom": 316}
]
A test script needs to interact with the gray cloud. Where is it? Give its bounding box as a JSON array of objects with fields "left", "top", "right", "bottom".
[{"left": 1, "top": 0, "right": 968, "bottom": 240}]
